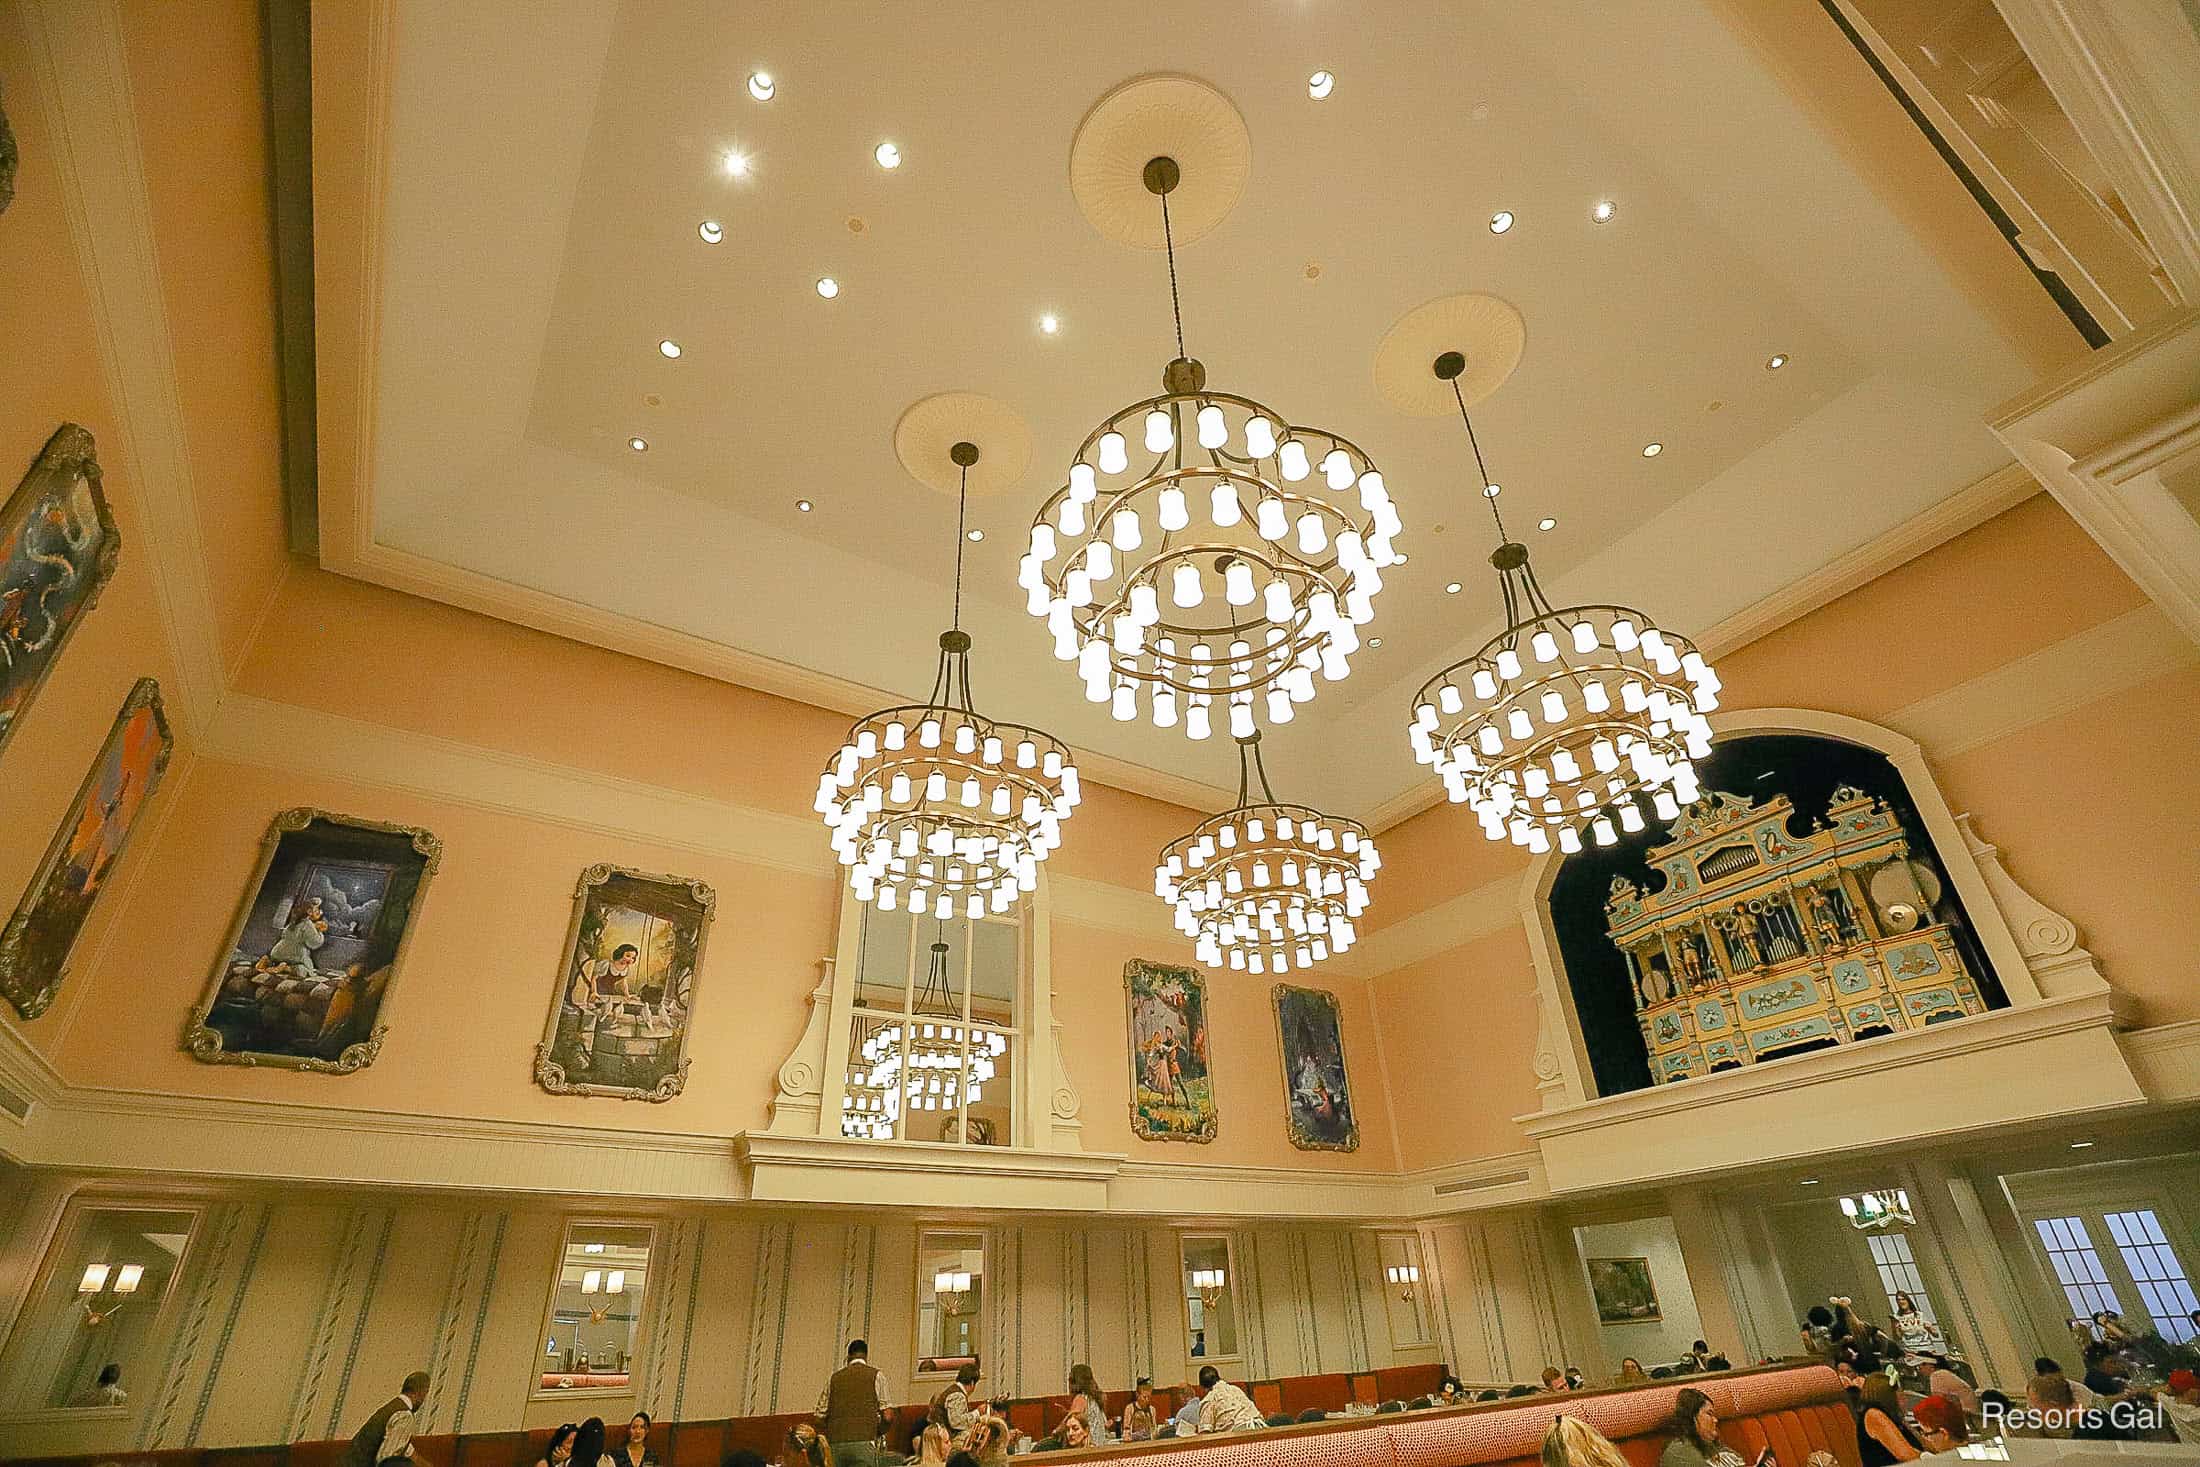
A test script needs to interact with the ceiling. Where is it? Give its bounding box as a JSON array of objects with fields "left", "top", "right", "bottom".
[{"left": 337, "top": 0, "right": 2046, "bottom": 820}]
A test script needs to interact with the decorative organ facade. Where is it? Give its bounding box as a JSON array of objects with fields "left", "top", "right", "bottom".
[{"left": 1605, "top": 786, "right": 1990, "bottom": 1084}]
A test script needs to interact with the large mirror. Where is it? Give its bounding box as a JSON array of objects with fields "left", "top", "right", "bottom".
[
  {"left": 916, "top": 1230, "right": 986, "bottom": 1376},
  {"left": 0, "top": 1204, "right": 194, "bottom": 1412},
  {"left": 537, "top": 1221, "right": 652, "bottom": 1395},
  {"left": 1179, "top": 1233, "right": 1239, "bottom": 1362}
]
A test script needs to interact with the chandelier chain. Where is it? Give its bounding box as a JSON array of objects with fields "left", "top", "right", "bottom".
[
  {"left": 1160, "top": 191, "right": 1187, "bottom": 362},
  {"left": 952, "top": 461, "right": 969, "bottom": 633},
  {"left": 1233, "top": 734, "right": 1279, "bottom": 810},
  {"left": 1451, "top": 379, "right": 1508, "bottom": 543}
]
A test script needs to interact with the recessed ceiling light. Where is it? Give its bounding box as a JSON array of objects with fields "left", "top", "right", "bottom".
[
  {"left": 2070, "top": 1139, "right": 2096, "bottom": 1149},
  {"left": 747, "top": 72, "right": 774, "bottom": 102},
  {"left": 795, "top": 499, "right": 814, "bottom": 513},
  {"left": 722, "top": 150, "right": 751, "bottom": 179},
  {"left": 1307, "top": 70, "right": 1335, "bottom": 101},
  {"left": 1591, "top": 199, "right": 1617, "bottom": 224},
  {"left": 967, "top": 529, "right": 984, "bottom": 542},
  {"left": 698, "top": 220, "right": 724, "bottom": 244},
  {"left": 1538, "top": 516, "right": 1557, "bottom": 531},
  {"left": 1766, "top": 352, "right": 1789, "bottom": 370},
  {"left": 658, "top": 339, "right": 682, "bottom": 359},
  {"left": 1039, "top": 314, "right": 1061, "bottom": 335},
  {"left": 627, "top": 437, "right": 648, "bottom": 452},
  {"left": 1482, "top": 482, "right": 1501, "bottom": 498},
  {"left": 815, "top": 277, "right": 840, "bottom": 299},
  {"left": 874, "top": 141, "right": 902, "bottom": 170},
  {"left": 1641, "top": 441, "right": 1663, "bottom": 457},
  {"left": 1369, "top": 636, "right": 1383, "bottom": 648},
  {"left": 1489, "top": 210, "right": 1515, "bottom": 234},
  {"left": 1800, "top": 1178, "right": 1821, "bottom": 1186},
  {"left": 1445, "top": 581, "right": 1463, "bottom": 595}
]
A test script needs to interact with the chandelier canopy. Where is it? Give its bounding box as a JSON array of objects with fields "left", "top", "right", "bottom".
[
  {"left": 1155, "top": 732, "right": 1380, "bottom": 974},
  {"left": 1022, "top": 157, "right": 1401, "bottom": 742},
  {"left": 843, "top": 929, "right": 1007, "bottom": 1140},
  {"left": 818, "top": 441, "right": 1080, "bottom": 916},
  {"left": 1406, "top": 353, "right": 1722, "bottom": 854}
]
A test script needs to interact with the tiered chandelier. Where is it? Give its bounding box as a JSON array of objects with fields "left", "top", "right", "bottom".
[
  {"left": 1021, "top": 157, "right": 1401, "bottom": 741},
  {"left": 1155, "top": 732, "right": 1379, "bottom": 974},
  {"left": 1406, "top": 353, "right": 1723, "bottom": 854},
  {"left": 817, "top": 441, "right": 1081, "bottom": 915},
  {"left": 843, "top": 929, "right": 1007, "bottom": 1140}
]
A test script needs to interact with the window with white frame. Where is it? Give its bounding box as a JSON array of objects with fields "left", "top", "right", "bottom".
[
  {"left": 2102, "top": 1209, "right": 2199, "bottom": 1344},
  {"left": 1180, "top": 1233, "right": 1241, "bottom": 1362},
  {"left": 0, "top": 1203, "right": 196, "bottom": 1413},
  {"left": 537, "top": 1221, "right": 652, "bottom": 1395},
  {"left": 1866, "top": 1232, "right": 1939, "bottom": 1324},
  {"left": 843, "top": 903, "right": 1018, "bottom": 1144},
  {"left": 2032, "top": 1215, "right": 2123, "bottom": 1321}
]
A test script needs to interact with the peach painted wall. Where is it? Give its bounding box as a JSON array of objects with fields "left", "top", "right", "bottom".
[
  {"left": 1052, "top": 919, "right": 1401, "bottom": 1172},
  {"left": 114, "top": 0, "right": 294, "bottom": 677},
  {"left": 0, "top": 9, "right": 191, "bottom": 1064},
  {"left": 1360, "top": 493, "right": 2200, "bottom": 1172}
]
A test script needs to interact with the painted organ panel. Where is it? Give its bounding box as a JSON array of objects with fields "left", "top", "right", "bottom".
[{"left": 1604, "top": 785, "right": 1987, "bottom": 1084}]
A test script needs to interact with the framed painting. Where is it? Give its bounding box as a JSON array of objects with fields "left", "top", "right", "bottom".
[
  {"left": 1587, "top": 1256, "right": 1662, "bottom": 1324},
  {"left": 184, "top": 809, "right": 441, "bottom": 1073},
  {"left": 1, "top": 425, "right": 121, "bottom": 763},
  {"left": 0, "top": 678, "right": 173, "bottom": 1019},
  {"left": 1126, "top": 958, "right": 1217, "bottom": 1142},
  {"left": 1272, "top": 983, "right": 1358, "bottom": 1152},
  {"left": 535, "top": 863, "right": 714, "bottom": 1101}
]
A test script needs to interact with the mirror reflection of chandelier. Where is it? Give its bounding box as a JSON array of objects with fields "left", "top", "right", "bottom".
[
  {"left": 933, "top": 1269, "right": 974, "bottom": 1316},
  {"left": 77, "top": 1261, "right": 143, "bottom": 1327},
  {"left": 1840, "top": 1188, "right": 1915, "bottom": 1230},
  {"left": 1155, "top": 731, "right": 1378, "bottom": 974},
  {"left": 818, "top": 441, "right": 1080, "bottom": 919},
  {"left": 845, "top": 929, "right": 1005, "bottom": 1140},
  {"left": 1190, "top": 1267, "right": 1229, "bottom": 1308},
  {"left": 1021, "top": 156, "right": 1401, "bottom": 740},
  {"left": 1407, "top": 356, "right": 1722, "bottom": 853}
]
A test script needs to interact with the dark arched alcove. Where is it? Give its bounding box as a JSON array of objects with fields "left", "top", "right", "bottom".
[{"left": 1548, "top": 732, "right": 2009, "bottom": 1097}]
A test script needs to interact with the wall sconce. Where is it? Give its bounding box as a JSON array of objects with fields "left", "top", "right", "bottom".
[
  {"left": 606, "top": 1270, "right": 625, "bottom": 1295},
  {"left": 581, "top": 1269, "right": 602, "bottom": 1294},
  {"left": 115, "top": 1264, "right": 144, "bottom": 1294},
  {"left": 1190, "top": 1267, "right": 1228, "bottom": 1309},
  {"left": 78, "top": 1264, "right": 110, "bottom": 1294},
  {"left": 1838, "top": 1189, "right": 1914, "bottom": 1231},
  {"left": 1385, "top": 1263, "right": 1421, "bottom": 1303},
  {"left": 934, "top": 1269, "right": 974, "bottom": 1316},
  {"left": 78, "top": 1261, "right": 137, "bottom": 1326}
]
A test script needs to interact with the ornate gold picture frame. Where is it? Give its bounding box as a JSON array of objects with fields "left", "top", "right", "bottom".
[
  {"left": 0, "top": 678, "right": 173, "bottom": 1020},
  {"left": 1272, "top": 982, "right": 1359, "bottom": 1152},
  {"left": 1, "top": 425, "right": 121, "bottom": 764},
  {"left": 534, "top": 863, "right": 714, "bottom": 1102},
  {"left": 184, "top": 808, "right": 442, "bottom": 1074},
  {"left": 1125, "top": 958, "right": 1218, "bottom": 1142}
]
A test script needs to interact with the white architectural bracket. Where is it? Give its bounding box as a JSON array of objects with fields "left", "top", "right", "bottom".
[
  {"left": 764, "top": 959, "right": 836, "bottom": 1134},
  {"left": 1956, "top": 815, "right": 2117, "bottom": 1005}
]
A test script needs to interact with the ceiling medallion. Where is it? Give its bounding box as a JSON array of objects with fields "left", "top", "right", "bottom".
[
  {"left": 1406, "top": 353, "right": 1723, "bottom": 854},
  {"left": 817, "top": 441, "right": 1080, "bottom": 915},
  {"left": 1021, "top": 155, "right": 1402, "bottom": 742},
  {"left": 1156, "top": 732, "right": 1379, "bottom": 974}
]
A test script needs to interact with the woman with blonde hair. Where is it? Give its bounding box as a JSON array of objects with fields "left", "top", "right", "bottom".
[
  {"left": 910, "top": 1424, "right": 952, "bottom": 1467},
  {"left": 1542, "top": 1415, "right": 1634, "bottom": 1467}
]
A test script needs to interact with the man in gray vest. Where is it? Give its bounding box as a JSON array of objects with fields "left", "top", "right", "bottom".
[
  {"left": 348, "top": 1371, "right": 432, "bottom": 1467},
  {"left": 815, "top": 1338, "right": 889, "bottom": 1467}
]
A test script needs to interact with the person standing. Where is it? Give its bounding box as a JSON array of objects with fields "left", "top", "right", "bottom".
[
  {"left": 817, "top": 1339, "right": 890, "bottom": 1467},
  {"left": 348, "top": 1371, "right": 433, "bottom": 1467},
  {"left": 1066, "top": 1365, "right": 1111, "bottom": 1442}
]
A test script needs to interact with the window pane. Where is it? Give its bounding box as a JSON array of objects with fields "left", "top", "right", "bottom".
[
  {"left": 917, "top": 1232, "right": 985, "bottom": 1374},
  {"left": 1868, "top": 1230, "right": 1941, "bottom": 1332},
  {"left": 1182, "top": 1235, "right": 1239, "bottom": 1360},
  {"left": 2106, "top": 1210, "right": 2199, "bottom": 1343},
  {"left": 542, "top": 1223, "right": 650, "bottom": 1391},
  {"left": 2033, "top": 1215, "right": 2122, "bottom": 1322},
  {"left": 960, "top": 1027, "right": 1011, "bottom": 1147},
  {"left": 968, "top": 919, "right": 1017, "bottom": 1027},
  {"left": 845, "top": 1013, "right": 904, "bottom": 1139},
  {"left": 1, "top": 1206, "right": 194, "bottom": 1410},
  {"left": 856, "top": 905, "right": 914, "bottom": 1012}
]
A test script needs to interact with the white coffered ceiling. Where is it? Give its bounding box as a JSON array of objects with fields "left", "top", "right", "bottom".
[{"left": 334, "top": 0, "right": 2044, "bottom": 820}]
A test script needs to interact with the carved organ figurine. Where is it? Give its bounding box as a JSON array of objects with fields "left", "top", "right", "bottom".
[{"left": 1604, "top": 786, "right": 1989, "bottom": 1085}]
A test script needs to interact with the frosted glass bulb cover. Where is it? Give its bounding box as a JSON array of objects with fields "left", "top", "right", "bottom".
[
  {"left": 1098, "top": 432, "right": 1128, "bottom": 474},
  {"left": 1172, "top": 563, "right": 1203, "bottom": 607},
  {"left": 1157, "top": 486, "right": 1189, "bottom": 531},
  {"left": 1197, "top": 404, "right": 1227, "bottom": 449},
  {"left": 1245, "top": 416, "right": 1277, "bottom": 457},
  {"left": 1279, "top": 440, "right": 1310, "bottom": 481},
  {"left": 1210, "top": 482, "right": 1242, "bottom": 526},
  {"left": 1256, "top": 499, "right": 1289, "bottom": 541},
  {"left": 1145, "top": 409, "right": 1173, "bottom": 453}
]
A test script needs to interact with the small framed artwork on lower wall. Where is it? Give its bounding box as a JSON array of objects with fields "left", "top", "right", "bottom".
[{"left": 1587, "top": 1255, "right": 1662, "bottom": 1324}]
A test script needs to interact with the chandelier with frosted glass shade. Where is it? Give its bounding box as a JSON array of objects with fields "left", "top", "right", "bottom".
[
  {"left": 842, "top": 931, "right": 1006, "bottom": 1140},
  {"left": 1155, "top": 731, "right": 1379, "bottom": 974},
  {"left": 1020, "top": 157, "right": 1401, "bottom": 741},
  {"left": 1406, "top": 353, "right": 1722, "bottom": 854},
  {"left": 817, "top": 441, "right": 1080, "bottom": 916}
]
